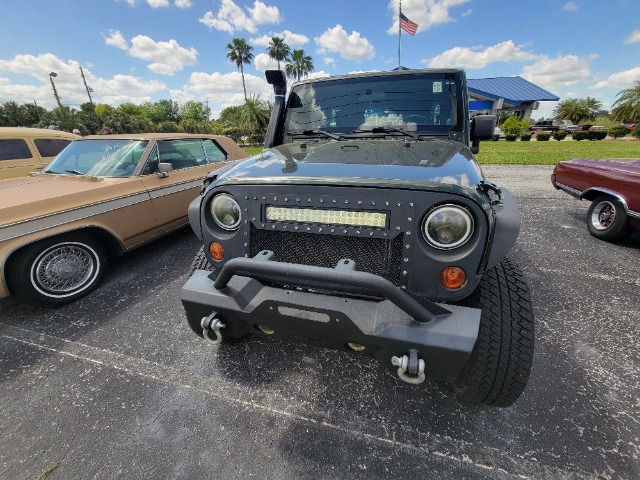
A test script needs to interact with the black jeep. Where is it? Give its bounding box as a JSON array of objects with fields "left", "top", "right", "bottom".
[{"left": 181, "top": 69, "right": 534, "bottom": 407}]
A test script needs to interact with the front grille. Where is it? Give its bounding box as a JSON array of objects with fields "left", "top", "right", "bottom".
[{"left": 249, "top": 224, "right": 404, "bottom": 284}]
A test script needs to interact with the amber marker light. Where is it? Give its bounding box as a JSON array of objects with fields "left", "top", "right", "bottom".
[
  {"left": 209, "top": 242, "right": 224, "bottom": 261},
  {"left": 440, "top": 266, "right": 466, "bottom": 289}
]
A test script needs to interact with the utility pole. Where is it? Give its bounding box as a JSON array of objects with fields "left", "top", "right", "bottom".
[{"left": 79, "top": 66, "right": 95, "bottom": 108}]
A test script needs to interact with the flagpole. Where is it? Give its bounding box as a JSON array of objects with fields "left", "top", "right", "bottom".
[{"left": 398, "top": 0, "right": 402, "bottom": 68}]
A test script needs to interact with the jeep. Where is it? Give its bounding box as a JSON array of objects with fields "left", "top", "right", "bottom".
[{"left": 181, "top": 68, "right": 534, "bottom": 407}]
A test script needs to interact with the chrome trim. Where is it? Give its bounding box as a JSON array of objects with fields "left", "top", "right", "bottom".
[{"left": 556, "top": 183, "right": 640, "bottom": 220}]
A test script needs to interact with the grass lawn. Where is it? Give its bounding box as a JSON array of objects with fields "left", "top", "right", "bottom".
[
  {"left": 242, "top": 139, "right": 639, "bottom": 165},
  {"left": 476, "top": 139, "right": 639, "bottom": 165}
]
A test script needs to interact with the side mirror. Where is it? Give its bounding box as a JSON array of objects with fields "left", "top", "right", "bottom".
[
  {"left": 470, "top": 115, "right": 497, "bottom": 154},
  {"left": 158, "top": 162, "right": 173, "bottom": 177}
]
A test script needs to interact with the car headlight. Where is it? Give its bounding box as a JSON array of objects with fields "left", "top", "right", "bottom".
[
  {"left": 210, "top": 193, "right": 241, "bottom": 230},
  {"left": 422, "top": 204, "right": 473, "bottom": 249}
]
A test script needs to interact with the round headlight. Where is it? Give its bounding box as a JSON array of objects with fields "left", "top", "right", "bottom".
[
  {"left": 422, "top": 204, "right": 474, "bottom": 250},
  {"left": 210, "top": 193, "right": 241, "bottom": 230}
]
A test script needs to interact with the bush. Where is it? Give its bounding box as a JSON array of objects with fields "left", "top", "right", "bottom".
[
  {"left": 632, "top": 126, "right": 640, "bottom": 139},
  {"left": 520, "top": 133, "right": 532, "bottom": 141},
  {"left": 553, "top": 131, "right": 567, "bottom": 141},
  {"left": 572, "top": 131, "right": 588, "bottom": 141},
  {"left": 608, "top": 125, "right": 629, "bottom": 138},
  {"left": 505, "top": 134, "right": 518, "bottom": 142},
  {"left": 536, "top": 133, "right": 551, "bottom": 141},
  {"left": 588, "top": 130, "right": 607, "bottom": 140},
  {"left": 500, "top": 116, "right": 530, "bottom": 136},
  {"left": 491, "top": 134, "right": 500, "bottom": 141}
]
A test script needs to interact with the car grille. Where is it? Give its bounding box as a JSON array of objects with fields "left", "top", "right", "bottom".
[{"left": 249, "top": 224, "right": 404, "bottom": 285}]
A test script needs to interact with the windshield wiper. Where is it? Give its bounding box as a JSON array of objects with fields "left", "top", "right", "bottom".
[
  {"left": 65, "top": 169, "right": 87, "bottom": 175},
  {"left": 291, "top": 129, "right": 343, "bottom": 141},
  {"left": 351, "top": 126, "right": 422, "bottom": 140}
]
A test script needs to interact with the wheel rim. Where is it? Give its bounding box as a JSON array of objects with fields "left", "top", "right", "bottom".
[
  {"left": 590, "top": 201, "right": 616, "bottom": 231},
  {"left": 31, "top": 242, "right": 99, "bottom": 297}
]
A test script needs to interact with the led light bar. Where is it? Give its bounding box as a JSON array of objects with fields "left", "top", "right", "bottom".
[{"left": 265, "top": 206, "right": 387, "bottom": 228}]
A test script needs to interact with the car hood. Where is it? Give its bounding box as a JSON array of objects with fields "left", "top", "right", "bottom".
[
  {"left": 214, "top": 139, "right": 485, "bottom": 191},
  {"left": 557, "top": 158, "right": 640, "bottom": 175},
  {"left": 0, "top": 174, "right": 143, "bottom": 227}
]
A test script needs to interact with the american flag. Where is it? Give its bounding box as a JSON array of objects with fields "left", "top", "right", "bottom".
[{"left": 399, "top": 12, "right": 418, "bottom": 35}]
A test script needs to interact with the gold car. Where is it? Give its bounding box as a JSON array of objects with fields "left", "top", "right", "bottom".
[
  {"left": 0, "top": 133, "right": 248, "bottom": 303},
  {"left": 0, "top": 127, "right": 79, "bottom": 179}
]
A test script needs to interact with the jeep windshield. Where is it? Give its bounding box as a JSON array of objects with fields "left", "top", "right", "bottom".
[
  {"left": 43, "top": 139, "right": 149, "bottom": 177},
  {"left": 282, "top": 71, "right": 464, "bottom": 142}
]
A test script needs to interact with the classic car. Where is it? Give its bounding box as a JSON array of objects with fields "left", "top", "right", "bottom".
[
  {"left": 181, "top": 69, "right": 535, "bottom": 407},
  {"left": 0, "top": 127, "right": 79, "bottom": 180},
  {"left": 552, "top": 158, "right": 640, "bottom": 240},
  {"left": 530, "top": 119, "right": 580, "bottom": 133},
  {"left": 0, "top": 133, "right": 247, "bottom": 303}
]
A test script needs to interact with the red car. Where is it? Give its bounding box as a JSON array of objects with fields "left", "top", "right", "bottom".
[{"left": 551, "top": 158, "right": 640, "bottom": 241}]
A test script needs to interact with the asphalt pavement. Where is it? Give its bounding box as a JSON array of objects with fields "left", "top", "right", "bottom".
[{"left": 1, "top": 165, "right": 638, "bottom": 479}]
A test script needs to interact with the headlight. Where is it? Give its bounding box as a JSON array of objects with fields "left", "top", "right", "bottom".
[
  {"left": 422, "top": 204, "right": 473, "bottom": 249},
  {"left": 210, "top": 193, "right": 241, "bottom": 230}
]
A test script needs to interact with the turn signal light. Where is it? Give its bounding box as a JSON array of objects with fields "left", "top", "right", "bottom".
[
  {"left": 209, "top": 242, "right": 224, "bottom": 261},
  {"left": 440, "top": 266, "right": 466, "bottom": 289}
]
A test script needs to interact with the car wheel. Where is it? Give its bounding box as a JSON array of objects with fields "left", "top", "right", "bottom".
[
  {"left": 189, "top": 248, "right": 213, "bottom": 275},
  {"left": 454, "top": 257, "right": 534, "bottom": 407},
  {"left": 586, "top": 195, "right": 632, "bottom": 241},
  {"left": 10, "top": 233, "right": 107, "bottom": 304}
]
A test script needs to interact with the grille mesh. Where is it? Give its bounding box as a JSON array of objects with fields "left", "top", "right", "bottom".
[{"left": 249, "top": 225, "right": 404, "bottom": 284}]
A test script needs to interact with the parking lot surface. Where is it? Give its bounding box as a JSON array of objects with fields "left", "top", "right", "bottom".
[{"left": 1, "top": 165, "right": 638, "bottom": 479}]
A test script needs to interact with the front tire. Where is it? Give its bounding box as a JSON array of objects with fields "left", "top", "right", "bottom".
[
  {"left": 454, "top": 258, "right": 534, "bottom": 407},
  {"left": 9, "top": 233, "right": 107, "bottom": 304},
  {"left": 586, "top": 194, "right": 632, "bottom": 241}
]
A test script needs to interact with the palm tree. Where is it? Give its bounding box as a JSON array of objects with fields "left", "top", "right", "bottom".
[
  {"left": 611, "top": 81, "right": 640, "bottom": 122},
  {"left": 226, "top": 38, "right": 254, "bottom": 101},
  {"left": 241, "top": 95, "right": 271, "bottom": 133},
  {"left": 285, "top": 49, "right": 314, "bottom": 82},
  {"left": 267, "top": 36, "right": 291, "bottom": 71},
  {"left": 552, "top": 98, "right": 601, "bottom": 124}
]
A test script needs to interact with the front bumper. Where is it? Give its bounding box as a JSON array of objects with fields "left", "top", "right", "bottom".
[{"left": 181, "top": 252, "right": 481, "bottom": 383}]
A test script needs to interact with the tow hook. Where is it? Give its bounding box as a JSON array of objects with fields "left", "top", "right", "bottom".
[
  {"left": 201, "top": 313, "right": 226, "bottom": 345},
  {"left": 391, "top": 349, "right": 425, "bottom": 385}
]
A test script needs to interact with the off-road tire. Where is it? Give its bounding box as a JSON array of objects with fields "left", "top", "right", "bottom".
[
  {"left": 9, "top": 232, "right": 107, "bottom": 304},
  {"left": 190, "top": 249, "right": 213, "bottom": 275},
  {"left": 454, "top": 257, "right": 534, "bottom": 407},
  {"left": 586, "top": 194, "right": 632, "bottom": 241}
]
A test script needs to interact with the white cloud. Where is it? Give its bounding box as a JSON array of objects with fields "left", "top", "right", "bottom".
[
  {"left": 387, "top": 0, "right": 470, "bottom": 34},
  {"left": 250, "top": 30, "right": 309, "bottom": 48},
  {"left": 254, "top": 52, "right": 277, "bottom": 71},
  {"left": 521, "top": 54, "right": 594, "bottom": 90},
  {"left": 591, "top": 67, "right": 640, "bottom": 89},
  {"left": 146, "top": 0, "right": 170, "bottom": 7},
  {"left": 324, "top": 57, "right": 336, "bottom": 66},
  {"left": 315, "top": 25, "right": 375, "bottom": 61},
  {"left": 624, "top": 29, "right": 640, "bottom": 45},
  {"left": 176, "top": 70, "right": 272, "bottom": 117},
  {"left": 104, "top": 30, "right": 129, "bottom": 50},
  {"left": 562, "top": 2, "right": 578, "bottom": 12},
  {"left": 128, "top": 35, "right": 198, "bottom": 75},
  {"left": 199, "top": 0, "right": 281, "bottom": 34},
  {"left": 425, "top": 40, "right": 538, "bottom": 69},
  {"left": 125, "top": 0, "right": 192, "bottom": 7}
]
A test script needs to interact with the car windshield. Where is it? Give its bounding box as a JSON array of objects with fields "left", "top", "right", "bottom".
[
  {"left": 282, "top": 72, "right": 463, "bottom": 141},
  {"left": 44, "top": 139, "right": 149, "bottom": 177}
]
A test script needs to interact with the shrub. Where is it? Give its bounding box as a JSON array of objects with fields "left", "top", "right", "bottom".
[
  {"left": 608, "top": 125, "right": 629, "bottom": 138},
  {"left": 588, "top": 130, "right": 607, "bottom": 140},
  {"left": 505, "top": 134, "right": 518, "bottom": 141},
  {"left": 572, "top": 131, "right": 588, "bottom": 141},
  {"left": 500, "top": 116, "right": 530, "bottom": 136},
  {"left": 491, "top": 134, "right": 500, "bottom": 141},
  {"left": 520, "top": 133, "right": 532, "bottom": 141},
  {"left": 536, "top": 133, "right": 551, "bottom": 141},
  {"left": 553, "top": 131, "right": 567, "bottom": 141},
  {"left": 632, "top": 125, "right": 640, "bottom": 139}
]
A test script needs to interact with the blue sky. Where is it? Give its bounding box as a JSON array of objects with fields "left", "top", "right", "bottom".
[{"left": 1, "top": 0, "right": 639, "bottom": 120}]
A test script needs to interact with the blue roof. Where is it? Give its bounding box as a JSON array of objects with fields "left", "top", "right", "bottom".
[{"left": 468, "top": 77, "right": 559, "bottom": 106}]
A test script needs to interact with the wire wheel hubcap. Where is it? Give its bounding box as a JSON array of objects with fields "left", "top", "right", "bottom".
[{"left": 33, "top": 243, "right": 97, "bottom": 295}]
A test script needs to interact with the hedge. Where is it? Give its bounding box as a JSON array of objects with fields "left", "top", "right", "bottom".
[{"left": 536, "top": 133, "right": 551, "bottom": 141}]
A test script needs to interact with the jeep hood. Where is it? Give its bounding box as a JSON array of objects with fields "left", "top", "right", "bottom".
[
  {"left": 0, "top": 174, "right": 143, "bottom": 227},
  {"left": 215, "top": 140, "right": 485, "bottom": 190}
]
